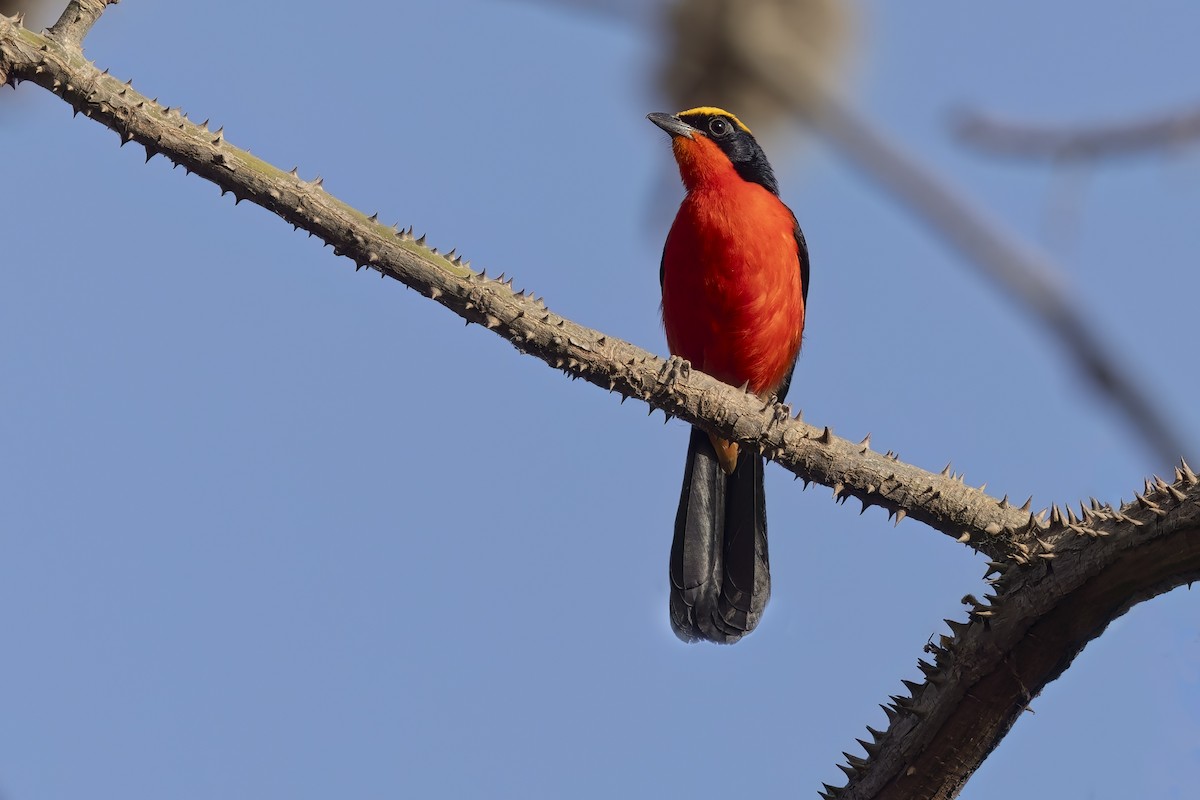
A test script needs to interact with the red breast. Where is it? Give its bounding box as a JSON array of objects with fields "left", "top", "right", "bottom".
[{"left": 661, "top": 135, "right": 805, "bottom": 396}]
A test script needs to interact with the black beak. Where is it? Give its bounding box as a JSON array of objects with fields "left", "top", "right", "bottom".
[{"left": 647, "top": 112, "right": 696, "bottom": 139}]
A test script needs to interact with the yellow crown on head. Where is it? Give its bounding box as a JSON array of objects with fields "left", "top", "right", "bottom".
[{"left": 677, "top": 107, "right": 753, "bottom": 135}]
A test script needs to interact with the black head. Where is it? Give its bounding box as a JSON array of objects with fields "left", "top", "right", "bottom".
[{"left": 664, "top": 107, "right": 779, "bottom": 195}]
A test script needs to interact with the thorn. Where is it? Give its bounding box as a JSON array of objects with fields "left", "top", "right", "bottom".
[
  {"left": 941, "top": 462, "right": 952, "bottom": 477},
  {"left": 1020, "top": 496, "right": 1033, "bottom": 512},
  {"left": 945, "top": 618, "right": 970, "bottom": 637},
  {"left": 818, "top": 426, "right": 833, "bottom": 445},
  {"left": 893, "top": 508, "right": 906, "bottom": 526},
  {"left": 956, "top": 531, "right": 970, "bottom": 543},
  {"left": 858, "top": 433, "right": 871, "bottom": 451},
  {"left": 844, "top": 752, "right": 869, "bottom": 770},
  {"left": 997, "top": 494, "right": 1008, "bottom": 509},
  {"left": 368, "top": 212, "right": 379, "bottom": 222},
  {"left": 855, "top": 738, "right": 880, "bottom": 758}
]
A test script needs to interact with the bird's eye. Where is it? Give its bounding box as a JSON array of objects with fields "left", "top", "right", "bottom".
[{"left": 708, "top": 117, "right": 730, "bottom": 137}]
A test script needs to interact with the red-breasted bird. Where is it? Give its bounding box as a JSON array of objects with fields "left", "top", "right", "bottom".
[{"left": 649, "top": 107, "right": 808, "bottom": 644}]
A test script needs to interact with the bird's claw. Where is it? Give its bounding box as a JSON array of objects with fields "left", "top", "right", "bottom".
[{"left": 658, "top": 355, "right": 691, "bottom": 388}]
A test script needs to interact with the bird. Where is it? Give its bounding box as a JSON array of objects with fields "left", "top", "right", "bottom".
[{"left": 648, "top": 107, "right": 809, "bottom": 644}]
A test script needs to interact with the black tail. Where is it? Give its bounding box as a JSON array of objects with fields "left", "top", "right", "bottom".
[{"left": 669, "top": 427, "right": 770, "bottom": 643}]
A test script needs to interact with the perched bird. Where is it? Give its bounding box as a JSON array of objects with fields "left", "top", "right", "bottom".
[{"left": 648, "top": 107, "right": 809, "bottom": 644}]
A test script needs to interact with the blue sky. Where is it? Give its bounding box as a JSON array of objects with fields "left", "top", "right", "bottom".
[{"left": 2, "top": 2, "right": 1198, "bottom": 798}]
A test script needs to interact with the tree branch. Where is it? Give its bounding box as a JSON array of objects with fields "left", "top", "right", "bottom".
[
  {"left": 45, "top": 0, "right": 114, "bottom": 50},
  {"left": 0, "top": 11, "right": 1036, "bottom": 561},
  {"left": 823, "top": 471, "right": 1200, "bottom": 800},
  {"left": 954, "top": 103, "right": 1200, "bottom": 162}
]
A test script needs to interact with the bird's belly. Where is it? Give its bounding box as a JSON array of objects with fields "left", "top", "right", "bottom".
[{"left": 661, "top": 196, "right": 803, "bottom": 396}]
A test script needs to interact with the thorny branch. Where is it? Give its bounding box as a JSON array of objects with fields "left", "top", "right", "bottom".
[
  {"left": 0, "top": 10, "right": 1032, "bottom": 561},
  {"left": 821, "top": 472, "right": 1200, "bottom": 800},
  {"left": 3, "top": 11, "right": 1199, "bottom": 800},
  {"left": 954, "top": 102, "right": 1200, "bottom": 162}
]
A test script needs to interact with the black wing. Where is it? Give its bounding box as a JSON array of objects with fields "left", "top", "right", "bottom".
[
  {"left": 659, "top": 246, "right": 666, "bottom": 291},
  {"left": 794, "top": 213, "right": 810, "bottom": 308},
  {"left": 774, "top": 215, "right": 809, "bottom": 403}
]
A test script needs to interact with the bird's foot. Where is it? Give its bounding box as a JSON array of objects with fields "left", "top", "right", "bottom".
[{"left": 657, "top": 355, "right": 691, "bottom": 390}]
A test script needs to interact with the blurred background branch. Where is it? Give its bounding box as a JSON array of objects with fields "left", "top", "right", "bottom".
[
  {"left": 954, "top": 102, "right": 1200, "bottom": 162},
  {"left": 0, "top": 0, "right": 58, "bottom": 29},
  {"left": 802, "top": 92, "right": 1189, "bottom": 467},
  {"left": 522, "top": 0, "right": 1192, "bottom": 467}
]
